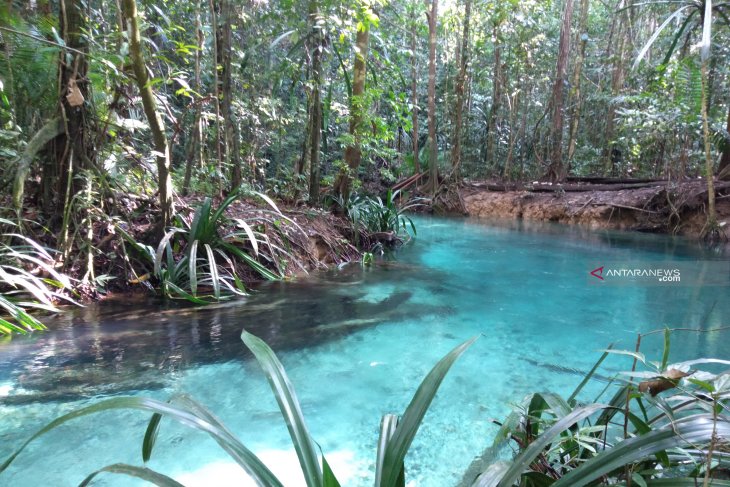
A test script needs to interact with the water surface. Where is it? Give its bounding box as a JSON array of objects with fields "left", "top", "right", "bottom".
[{"left": 1, "top": 217, "right": 728, "bottom": 486}]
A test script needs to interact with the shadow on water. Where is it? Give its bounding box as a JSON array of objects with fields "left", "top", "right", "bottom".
[{"left": 0, "top": 260, "right": 450, "bottom": 405}]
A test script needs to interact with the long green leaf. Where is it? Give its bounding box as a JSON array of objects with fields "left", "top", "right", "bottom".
[
  {"left": 241, "top": 330, "right": 323, "bottom": 487},
  {"left": 188, "top": 240, "right": 199, "bottom": 295},
  {"left": 375, "top": 414, "right": 401, "bottom": 487},
  {"left": 552, "top": 416, "right": 730, "bottom": 487},
  {"left": 379, "top": 336, "right": 477, "bottom": 487},
  {"left": 569, "top": 344, "right": 613, "bottom": 405},
  {"left": 322, "top": 454, "right": 342, "bottom": 487},
  {"left": 204, "top": 243, "right": 220, "bottom": 299},
  {"left": 78, "top": 463, "right": 185, "bottom": 487},
  {"left": 633, "top": 6, "right": 692, "bottom": 70},
  {"left": 142, "top": 413, "right": 162, "bottom": 462},
  {"left": 488, "top": 404, "right": 606, "bottom": 487}
]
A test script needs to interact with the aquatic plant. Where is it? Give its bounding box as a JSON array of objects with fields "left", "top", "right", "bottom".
[
  {"left": 0, "top": 331, "right": 476, "bottom": 486},
  {"left": 0, "top": 223, "right": 77, "bottom": 335},
  {"left": 124, "top": 191, "right": 304, "bottom": 303},
  {"left": 470, "top": 328, "right": 730, "bottom": 487},
  {"left": 336, "top": 189, "right": 421, "bottom": 250}
]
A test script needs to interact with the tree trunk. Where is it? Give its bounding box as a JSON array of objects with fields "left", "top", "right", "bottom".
[
  {"left": 485, "top": 22, "right": 501, "bottom": 170},
  {"left": 122, "top": 0, "right": 173, "bottom": 228},
  {"left": 335, "top": 22, "right": 370, "bottom": 201},
  {"left": 217, "top": 0, "right": 241, "bottom": 190},
  {"left": 700, "top": 57, "right": 717, "bottom": 236},
  {"left": 450, "top": 0, "right": 471, "bottom": 179},
  {"left": 717, "top": 104, "right": 730, "bottom": 180},
  {"left": 546, "top": 0, "right": 575, "bottom": 182},
  {"left": 411, "top": 7, "right": 420, "bottom": 174},
  {"left": 209, "top": 0, "right": 222, "bottom": 191},
  {"left": 426, "top": 0, "right": 438, "bottom": 194},
  {"left": 308, "top": 0, "right": 323, "bottom": 205},
  {"left": 47, "top": 0, "right": 91, "bottom": 217},
  {"left": 603, "top": 0, "right": 626, "bottom": 175},
  {"left": 183, "top": 0, "right": 204, "bottom": 196},
  {"left": 566, "top": 0, "right": 590, "bottom": 167}
]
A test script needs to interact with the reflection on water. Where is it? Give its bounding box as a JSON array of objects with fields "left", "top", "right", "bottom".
[
  {"left": 1, "top": 216, "right": 728, "bottom": 487},
  {"left": 0, "top": 262, "right": 451, "bottom": 404}
]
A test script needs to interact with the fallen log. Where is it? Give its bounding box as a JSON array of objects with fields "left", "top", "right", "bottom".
[{"left": 392, "top": 172, "right": 424, "bottom": 192}]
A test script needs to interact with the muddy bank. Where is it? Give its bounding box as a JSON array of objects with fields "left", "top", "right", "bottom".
[{"left": 461, "top": 180, "right": 730, "bottom": 238}]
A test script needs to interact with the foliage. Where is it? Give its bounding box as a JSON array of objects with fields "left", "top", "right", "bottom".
[
  {"left": 337, "top": 189, "right": 420, "bottom": 249},
  {"left": 0, "top": 222, "right": 77, "bottom": 335},
  {"left": 0, "top": 331, "right": 477, "bottom": 487},
  {"left": 472, "top": 329, "right": 730, "bottom": 486},
  {"left": 124, "top": 191, "right": 303, "bottom": 303}
]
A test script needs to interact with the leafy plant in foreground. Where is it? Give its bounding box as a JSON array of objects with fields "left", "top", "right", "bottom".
[
  {"left": 472, "top": 329, "right": 730, "bottom": 487},
  {"left": 0, "top": 222, "right": 78, "bottom": 335},
  {"left": 0, "top": 331, "right": 477, "bottom": 486}
]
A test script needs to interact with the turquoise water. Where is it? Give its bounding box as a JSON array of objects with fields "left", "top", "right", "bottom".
[{"left": 1, "top": 217, "right": 728, "bottom": 486}]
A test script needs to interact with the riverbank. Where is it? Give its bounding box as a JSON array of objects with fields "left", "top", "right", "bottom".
[{"left": 460, "top": 179, "right": 730, "bottom": 239}]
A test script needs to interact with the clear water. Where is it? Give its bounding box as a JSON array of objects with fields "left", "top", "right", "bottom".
[{"left": 1, "top": 217, "right": 728, "bottom": 486}]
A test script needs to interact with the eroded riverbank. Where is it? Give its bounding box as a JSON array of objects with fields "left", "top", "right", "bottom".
[{"left": 461, "top": 179, "right": 730, "bottom": 238}]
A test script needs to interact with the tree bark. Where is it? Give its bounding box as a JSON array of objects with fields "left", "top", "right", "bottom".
[
  {"left": 122, "top": 0, "right": 173, "bottom": 228},
  {"left": 717, "top": 104, "right": 730, "bottom": 180},
  {"left": 485, "top": 22, "right": 502, "bottom": 170},
  {"left": 335, "top": 22, "right": 370, "bottom": 201},
  {"left": 450, "top": 0, "right": 471, "bottom": 179},
  {"left": 546, "top": 0, "right": 575, "bottom": 182},
  {"left": 566, "top": 0, "right": 590, "bottom": 167},
  {"left": 603, "top": 0, "right": 626, "bottom": 175},
  {"left": 183, "top": 0, "right": 204, "bottom": 196},
  {"left": 217, "top": 0, "right": 241, "bottom": 190},
  {"left": 308, "top": 0, "right": 323, "bottom": 205},
  {"left": 411, "top": 7, "right": 420, "bottom": 174},
  {"left": 426, "top": 0, "right": 438, "bottom": 194},
  {"left": 47, "top": 0, "right": 90, "bottom": 216}
]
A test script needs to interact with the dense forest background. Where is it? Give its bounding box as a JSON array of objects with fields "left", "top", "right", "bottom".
[
  {"left": 0, "top": 0, "right": 729, "bottom": 310},
  {"left": 2, "top": 0, "right": 730, "bottom": 207}
]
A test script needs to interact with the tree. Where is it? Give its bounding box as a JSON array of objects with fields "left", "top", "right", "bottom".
[
  {"left": 122, "top": 0, "right": 173, "bottom": 229},
  {"left": 426, "top": 0, "right": 438, "bottom": 194},
  {"left": 450, "top": 0, "right": 472, "bottom": 179},
  {"left": 308, "top": 0, "right": 324, "bottom": 204},
  {"left": 335, "top": 9, "right": 373, "bottom": 202},
  {"left": 566, "top": 0, "right": 591, "bottom": 167},
  {"left": 546, "top": 0, "right": 575, "bottom": 182}
]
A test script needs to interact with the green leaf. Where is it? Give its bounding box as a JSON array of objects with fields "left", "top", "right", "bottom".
[
  {"left": 78, "top": 463, "right": 185, "bottom": 487},
  {"left": 661, "top": 328, "right": 670, "bottom": 372},
  {"left": 142, "top": 413, "right": 162, "bottom": 462},
  {"left": 322, "top": 455, "right": 342, "bottom": 487},
  {"left": 241, "top": 330, "right": 323, "bottom": 487},
  {"left": 375, "top": 414, "right": 401, "bottom": 487},
  {"left": 569, "top": 344, "right": 613, "bottom": 405},
  {"left": 379, "top": 336, "right": 477, "bottom": 487},
  {"left": 552, "top": 415, "right": 730, "bottom": 486},
  {"left": 487, "top": 404, "right": 607, "bottom": 487}
]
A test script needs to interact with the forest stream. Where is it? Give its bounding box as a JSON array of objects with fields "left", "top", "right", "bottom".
[{"left": 1, "top": 217, "right": 728, "bottom": 486}]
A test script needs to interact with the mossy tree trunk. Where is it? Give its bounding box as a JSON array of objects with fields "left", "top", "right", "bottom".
[
  {"left": 122, "top": 0, "right": 173, "bottom": 229},
  {"left": 335, "top": 22, "right": 370, "bottom": 202},
  {"left": 308, "top": 0, "right": 323, "bottom": 205},
  {"left": 426, "top": 0, "right": 438, "bottom": 194},
  {"left": 45, "top": 0, "right": 91, "bottom": 218},
  {"left": 410, "top": 6, "right": 420, "bottom": 175},
  {"left": 450, "top": 0, "right": 471, "bottom": 179}
]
